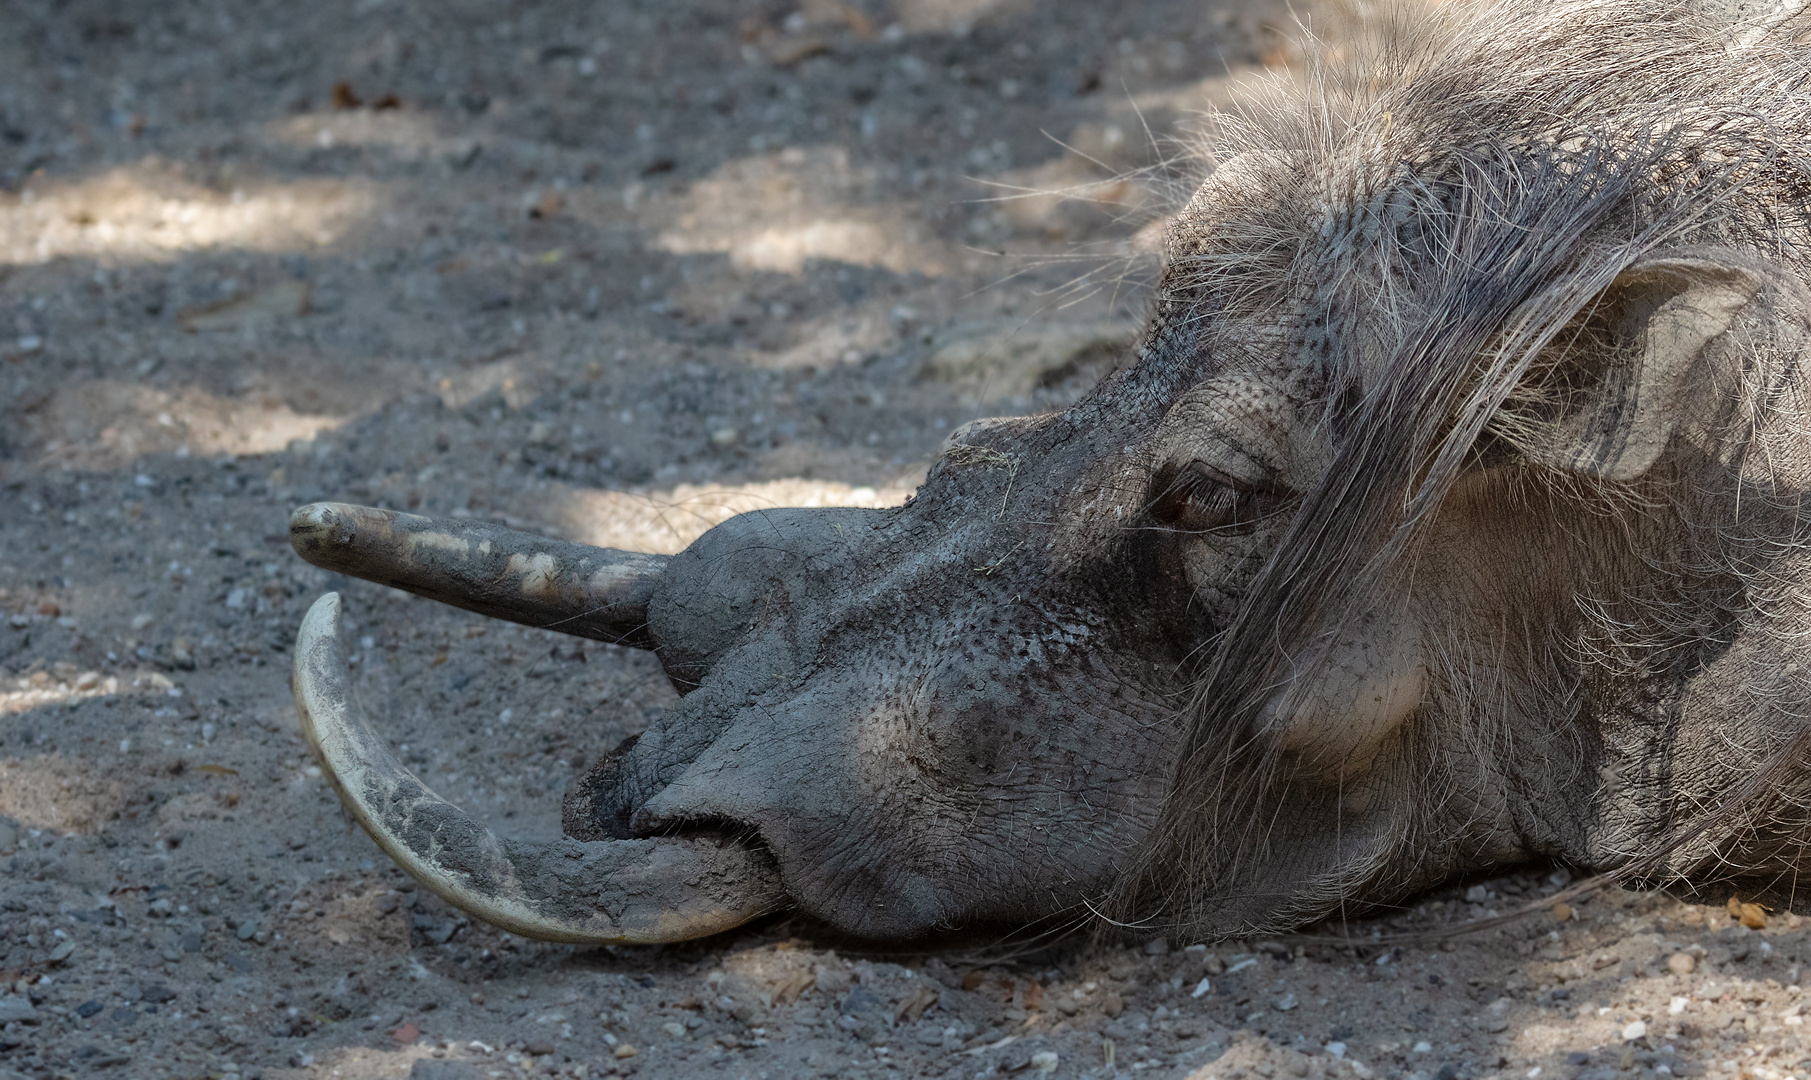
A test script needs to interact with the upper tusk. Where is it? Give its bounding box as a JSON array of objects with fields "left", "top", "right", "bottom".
[
  {"left": 290, "top": 502, "right": 664, "bottom": 646},
  {"left": 293, "top": 592, "right": 786, "bottom": 944}
]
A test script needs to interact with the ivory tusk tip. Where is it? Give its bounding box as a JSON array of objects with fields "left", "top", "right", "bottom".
[{"left": 289, "top": 501, "right": 349, "bottom": 545}]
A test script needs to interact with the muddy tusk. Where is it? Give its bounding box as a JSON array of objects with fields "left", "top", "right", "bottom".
[
  {"left": 290, "top": 502, "right": 665, "bottom": 646},
  {"left": 293, "top": 592, "right": 786, "bottom": 943}
]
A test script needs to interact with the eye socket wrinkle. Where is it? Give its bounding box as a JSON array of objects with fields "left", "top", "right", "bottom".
[{"left": 1146, "top": 462, "right": 1293, "bottom": 535}]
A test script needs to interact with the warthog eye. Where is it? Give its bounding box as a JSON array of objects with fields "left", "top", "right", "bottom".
[{"left": 1148, "top": 463, "right": 1289, "bottom": 534}]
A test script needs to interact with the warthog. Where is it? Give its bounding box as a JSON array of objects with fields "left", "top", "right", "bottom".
[{"left": 290, "top": 0, "right": 1811, "bottom": 943}]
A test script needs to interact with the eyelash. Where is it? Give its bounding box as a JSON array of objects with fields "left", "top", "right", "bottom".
[{"left": 1148, "top": 464, "right": 1289, "bottom": 534}]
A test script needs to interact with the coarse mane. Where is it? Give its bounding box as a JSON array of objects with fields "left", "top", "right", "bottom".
[{"left": 1115, "top": 0, "right": 1811, "bottom": 936}]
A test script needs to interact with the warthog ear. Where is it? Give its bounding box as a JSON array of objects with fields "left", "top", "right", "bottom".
[{"left": 1512, "top": 253, "right": 1765, "bottom": 481}]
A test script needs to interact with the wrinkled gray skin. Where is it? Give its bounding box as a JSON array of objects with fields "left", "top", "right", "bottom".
[
  {"left": 298, "top": 0, "right": 1811, "bottom": 942},
  {"left": 564, "top": 416, "right": 1196, "bottom": 938}
]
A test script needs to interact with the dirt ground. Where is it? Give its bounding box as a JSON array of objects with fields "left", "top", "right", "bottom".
[{"left": 1, "top": 0, "right": 1807, "bottom": 1078}]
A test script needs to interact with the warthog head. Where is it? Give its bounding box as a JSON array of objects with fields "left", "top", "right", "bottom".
[{"left": 291, "top": 0, "right": 1811, "bottom": 942}]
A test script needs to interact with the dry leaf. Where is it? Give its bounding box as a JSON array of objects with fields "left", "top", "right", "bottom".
[
  {"left": 178, "top": 280, "right": 311, "bottom": 332},
  {"left": 332, "top": 81, "right": 361, "bottom": 109},
  {"left": 1022, "top": 980, "right": 1044, "bottom": 1011},
  {"left": 839, "top": 3, "right": 874, "bottom": 37},
  {"left": 772, "top": 968, "right": 816, "bottom": 1006},
  {"left": 895, "top": 983, "right": 940, "bottom": 1023},
  {"left": 960, "top": 969, "right": 987, "bottom": 992},
  {"left": 770, "top": 36, "right": 831, "bottom": 67},
  {"left": 1739, "top": 902, "right": 1768, "bottom": 930}
]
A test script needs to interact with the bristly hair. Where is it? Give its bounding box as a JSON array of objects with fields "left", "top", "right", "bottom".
[{"left": 1113, "top": 0, "right": 1811, "bottom": 935}]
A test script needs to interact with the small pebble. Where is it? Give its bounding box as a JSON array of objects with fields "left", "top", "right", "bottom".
[
  {"left": 663, "top": 1021, "right": 687, "bottom": 1037},
  {"left": 613, "top": 1044, "right": 638, "bottom": 1059},
  {"left": 1031, "top": 1050, "right": 1059, "bottom": 1072},
  {"left": 524, "top": 1039, "right": 556, "bottom": 1056},
  {"left": 0, "top": 996, "right": 37, "bottom": 1023},
  {"left": 76, "top": 1000, "right": 103, "bottom": 1018},
  {"left": 1101, "top": 994, "right": 1124, "bottom": 1019},
  {"left": 236, "top": 920, "right": 258, "bottom": 941},
  {"left": 1143, "top": 938, "right": 1170, "bottom": 955},
  {"left": 48, "top": 941, "right": 75, "bottom": 964},
  {"left": 1622, "top": 1020, "right": 1647, "bottom": 1041},
  {"left": 1667, "top": 952, "right": 1696, "bottom": 975}
]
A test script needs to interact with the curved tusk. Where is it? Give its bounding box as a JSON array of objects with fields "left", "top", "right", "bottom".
[
  {"left": 294, "top": 592, "right": 786, "bottom": 943},
  {"left": 290, "top": 502, "right": 663, "bottom": 646}
]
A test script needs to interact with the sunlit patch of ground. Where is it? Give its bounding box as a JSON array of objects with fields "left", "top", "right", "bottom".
[
  {"left": 653, "top": 146, "right": 947, "bottom": 276},
  {"left": 432, "top": 360, "right": 536, "bottom": 411},
  {"left": 0, "top": 752, "right": 127, "bottom": 834},
  {"left": 0, "top": 162, "right": 378, "bottom": 266},
  {"left": 885, "top": 0, "right": 1035, "bottom": 34},
  {"left": 0, "top": 668, "right": 131, "bottom": 717},
  {"left": 265, "top": 109, "right": 450, "bottom": 158},
  {"left": 557, "top": 479, "right": 913, "bottom": 554},
  {"left": 25, "top": 380, "right": 347, "bottom": 469}
]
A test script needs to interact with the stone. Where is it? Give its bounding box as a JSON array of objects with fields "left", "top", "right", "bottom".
[
  {"left": 1031, "top": 1050, "right": 1060, "bottom": 1072},
  {"left": 1102, "top": 994, "right": 1125, "bottom": 1019},
  {"left": 525, "top": 1039, "right": 556, "bottom": 1056},
  {"left": 0, "top": 996, "right": 36, "bottom": 1023},
  {"left": 410, "top": 1062, "right": 480, "bottom": 1080},
  {"left": 1143, "top": 938, "right": 1170, "bottom": 956},
  {"left": 1668, "top": 952, "right": 1696, "bottom": 976},
  {"left": 236, "top": 919, "right": 258, "bottom": 941},
  {"left": 140, "top": 982, "right": 177, "bottom": 1004},
  {"left": 76, "top": 1000, "right": 103, "bottom": 1018},
  {"left": 47, "top": 941, "right": 74, "bottom": 964},
  {"left": 1622, "top": 1020, "right": 1648, "bottom": 1041},
  {"left": 613, "top": 1044, "right": 638, "bottom": 1059}
]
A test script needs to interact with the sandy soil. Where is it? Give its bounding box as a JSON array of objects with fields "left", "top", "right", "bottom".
[{"left": 1, "top": 1, "right": 1805, "bottom": 1079}]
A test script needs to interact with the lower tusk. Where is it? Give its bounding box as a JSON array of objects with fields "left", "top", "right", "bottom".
[{"left": 293, "top": 592, "right": 785, "bottom": 944}]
